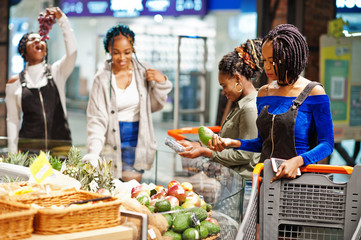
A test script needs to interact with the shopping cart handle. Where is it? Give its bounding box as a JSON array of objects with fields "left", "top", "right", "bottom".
[
  {"left": 252, "top": 162, "right": 353, "bottom": 175},
  {"left": 300, "top": 164, "right": 353, "bottom": 174},
  {"left": 167, "top": 126, "right": 221, "bottom": 141}
]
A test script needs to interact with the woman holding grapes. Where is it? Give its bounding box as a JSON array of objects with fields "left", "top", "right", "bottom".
[{"left": 5, "top": 7, "right": 77, "bottom": 154}]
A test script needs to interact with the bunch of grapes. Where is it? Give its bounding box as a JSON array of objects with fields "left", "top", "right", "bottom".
[{"left": 38, "top": 13, "right": 56, "bottom": 41}]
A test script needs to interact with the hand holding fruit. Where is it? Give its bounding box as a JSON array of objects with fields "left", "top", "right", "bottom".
[
  {"left": 209, "top": 135, "right": 241, "bottom": 152},
  {"left": 45, "top": 7, "right": 63, "bottom": 20},
  {"left": 38, "top": 7, "right": 63, "bottom": 41}
]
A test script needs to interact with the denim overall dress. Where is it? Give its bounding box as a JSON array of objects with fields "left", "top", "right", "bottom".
[
  {"left": 19, "top": 66, "right": 71, "bottom": 151},
  {"left": 256, "top": 81, "right": 321, "bottom": 162}
]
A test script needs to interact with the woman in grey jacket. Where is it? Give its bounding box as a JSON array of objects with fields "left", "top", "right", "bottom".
[{"left": 84, "top": 24, "right": 172, "bottom": 180}]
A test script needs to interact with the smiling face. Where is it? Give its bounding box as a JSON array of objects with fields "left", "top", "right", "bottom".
[
  {"left": 262, "top": 40, "right": 278, "bottom": 82},
  {"left": 218, "top": 72, "right": 242, "bottom": 102},
  {"left": 108, "top": 35, "right": 133, "bottom": 72},
  {"left": 24, "top": 33, "right": 47, "bottom": 65}
]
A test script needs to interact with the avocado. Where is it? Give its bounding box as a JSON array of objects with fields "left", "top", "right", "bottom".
[
  {"left": 171, "top": 206, "right": 185, "bottom": 219},
  {"left": 136, "top": 195, "right": 150, "bottom": 206},
  {"left": 172, "top": 213, "right": 191, "bottom": 233},
  {"left": 200, "top": 220, "right": 220, "bottom": 235},
  {"left": 155, "top": 199, "right": 171, "bottom": 212},
  {"left": 183, "top": 228, "right": 200, "bottom": 240},
  {"left": 198, "top": 126, "right": 214, "bottom": 146},
  {"left": 163, "top": 214, "right": 173, "bottom": 230},
  {"left": 190, "top": 207, "right": 208, "bottom": 222},
  {"left": 148, "top": 205, "right": 155, "bottom": 213},
  {"left": 164, "top": 230, "right": 182, "bottom": 240},
  {"left": 199, "top": 226, "right": 209, "bottom": 239}
]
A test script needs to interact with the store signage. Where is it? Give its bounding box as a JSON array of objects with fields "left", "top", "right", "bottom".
[
  {"left": 336, "top": 0, "right": 361, "bottom": 12},
  {"left": 60, "top": 0, "right": 207, "bottom": 17}
]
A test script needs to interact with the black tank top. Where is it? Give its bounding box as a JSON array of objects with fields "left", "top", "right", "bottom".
[{"left": 18, "top": 65, "right": 71, "bottom": 150}]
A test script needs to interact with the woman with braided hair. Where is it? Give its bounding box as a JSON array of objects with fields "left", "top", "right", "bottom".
[
  {"left": 210, "top": 24, "right": 334, "bottom": 182},
  {"left": 5, "top": 7, "right": 76, "bottom": 154},
  {"left": 177, "top": 39, "right": 264, "bottom": 179},
  {"left": 83, "top": 24, "right": 172, "bottom": 181}
]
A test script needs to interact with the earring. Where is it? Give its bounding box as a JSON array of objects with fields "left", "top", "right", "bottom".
[{"left": 235, "top": 82, "right": 243, "bottom": 93}]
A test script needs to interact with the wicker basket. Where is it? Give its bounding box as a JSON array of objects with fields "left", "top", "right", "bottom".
[
  {"left": 13, "top": 190, "right": 122, "bottom": 235},
  {"left": 0, "top": 200, "right": 37, "bottom": 240}
]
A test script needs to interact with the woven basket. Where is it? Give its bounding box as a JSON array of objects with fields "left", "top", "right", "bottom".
[
  {"left": 14, "top": 190, "right": 122, "bottom": 235},
  {"left": 0, "top": 200, "right": 37, "bottom": 240}
]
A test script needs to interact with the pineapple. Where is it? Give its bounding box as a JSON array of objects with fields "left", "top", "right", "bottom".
[
  {"left": 62, "top": 147, "right": 84, "bottom": 179},
  {"left": 62, "top": 165, "right": 79, "bottom": 179},
  {"left": 3, "top": 152, "right": 29, "bottom": 166}
]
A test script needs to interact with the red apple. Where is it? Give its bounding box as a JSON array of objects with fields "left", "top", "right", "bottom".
[
  {"left": 151, "top": 191, "right": 166, "bottom": 200},
  {"left": 165, "top": 196, "right": 180, "bottom": 208},
  {"left": 154, "top": 185, "right": 167, "bottom": 194},
  {"left": 181, "top": 182, "right": 193, "bottom": 192},
  {"left": 167, "top": 180, "right": 180, "bottom": 190},
  {"left": 181, "top": 201, "right": 196, "bottom": 209},
  {"left": 204, "top": 217, "right": 219, "bottom": 226},
  {"left": 184, "top": 192, "right": 201, "bottom": 207},
  {"left": 167, "top": 184, "right": 187, "bottom": 203},
  {"left": 131, "top": 184, "right": 150, "bottom": 198}
]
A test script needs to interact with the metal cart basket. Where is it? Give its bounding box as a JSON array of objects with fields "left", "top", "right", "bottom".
[{"left": 237, "top": 160, "right": 361, "bottom": 240}]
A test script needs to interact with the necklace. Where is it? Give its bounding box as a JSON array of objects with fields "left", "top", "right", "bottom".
[
  {"left": 115, "top": 68, "right": 133, "bottom": 89},
  {"left": 125, "top": 69, "right": 133, "bottom": 89}
]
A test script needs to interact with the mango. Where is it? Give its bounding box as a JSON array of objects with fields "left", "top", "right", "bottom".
[{"left": 198, "top": 126, "right": 214, "bottom": 146}]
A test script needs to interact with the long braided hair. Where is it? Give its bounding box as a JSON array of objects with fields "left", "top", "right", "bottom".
[
  {"left": 103, "top": 24, "right": 147, "bottom": 97},
  {"left": 263, "top": 24, "right": 309, "bottom": 85},
  {"left": 218, "top": 38, "right": 263, "bottom": 80}
]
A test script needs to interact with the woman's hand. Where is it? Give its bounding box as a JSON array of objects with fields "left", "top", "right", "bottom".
[
  {"left": 270, "top": 156, "right": 304, "bottom": 183},
  {"left": 146, "top": 69, "right": 166, "bottom": 83},
  {"left": 178, "top": 139, "right": 201, "bottom": 148},
  {"left": 208, "top": 135, "right": 241, "bottom": 152},
  {"left": 46, "top": 7, "right": 63, "bottom": 20},
  {"left": 179, "top": 146, "right": 211, "bottom": 158}
]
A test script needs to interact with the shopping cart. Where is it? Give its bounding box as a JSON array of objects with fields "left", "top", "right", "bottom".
[{"left": 237, "top": 160, "right": 361, "bottom": 240}]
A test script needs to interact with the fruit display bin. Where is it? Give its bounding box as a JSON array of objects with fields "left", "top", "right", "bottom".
[
  {"left": 0, "top": 199, "right": 36, "bottom": 240},
  {"left": 143, "top": 148, "right": 245, "bottom": 240},
  {"left": 11, "top": 190, "right": 122, "bottom": 235}
]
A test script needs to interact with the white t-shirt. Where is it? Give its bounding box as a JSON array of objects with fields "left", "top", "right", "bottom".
[{"left": 112, "top": 73, "right": 140, "bottom": 122}]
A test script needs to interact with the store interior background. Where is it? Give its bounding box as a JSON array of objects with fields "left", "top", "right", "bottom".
[
  {"left": 5, "top": 0, "right": 361, "bottom": 177},
  {"left": 8, "top": 0, "right": 258, "bottom": 148}
]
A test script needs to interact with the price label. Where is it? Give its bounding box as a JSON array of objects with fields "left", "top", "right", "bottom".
[{"left": 30, "top": 152, "right": 54, "bottom": 184}]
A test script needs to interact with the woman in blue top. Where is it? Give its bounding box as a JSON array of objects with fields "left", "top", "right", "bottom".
[{"left": 210, "top": 24, "right": 334, "bottom": 182}]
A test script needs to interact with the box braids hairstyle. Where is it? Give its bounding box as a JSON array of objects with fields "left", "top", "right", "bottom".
[{"left": 262, "top": 24, "right": 309, "bottom": 85}]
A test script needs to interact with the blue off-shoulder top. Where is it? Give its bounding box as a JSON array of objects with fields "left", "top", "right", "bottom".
[{"left": 237, "top": 95, "right": 334, "bottom": 165}]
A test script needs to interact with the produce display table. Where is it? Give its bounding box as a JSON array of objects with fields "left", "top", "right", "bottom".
[{"left": 28, "top": 225, "right": 132, "bottom": 240}]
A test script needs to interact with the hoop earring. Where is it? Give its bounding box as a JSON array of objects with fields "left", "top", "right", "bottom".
[{"left": 235, "top": 82, "right": 243, "bottom": 93}]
